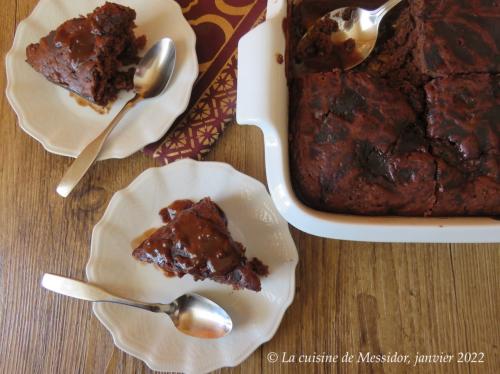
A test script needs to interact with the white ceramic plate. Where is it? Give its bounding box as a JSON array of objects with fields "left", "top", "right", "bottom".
[
  {"left": 6, "top": 0, "right": 198, "bottom": 160},
  {"left": 86, "top": 159, "right": 298, "bottom": 373}
]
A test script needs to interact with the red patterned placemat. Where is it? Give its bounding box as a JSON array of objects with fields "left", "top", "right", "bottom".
[{"left": 143, "top": 0, "right": 267, "bottom": 163}]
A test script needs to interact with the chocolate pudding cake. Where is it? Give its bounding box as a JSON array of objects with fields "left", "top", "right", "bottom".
[
  {"left": 132, "top": 198, "right": 269, "bottom": 292},
  {"left": 288, "top": 0, "right": 500, "bottom": 216},
  {"left": 26, "top": 2, "right": 146, "bottom": 106}
]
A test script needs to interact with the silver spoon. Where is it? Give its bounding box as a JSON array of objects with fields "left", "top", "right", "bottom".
[
  {"left": 41, "top": 273, "right": 233, "bottom": 339},
  {"left": 56, "top": 38, "right": 177, "bottom": 198},
  {"left": 299, "top": 0, "right": 402, "bottom": 70}
]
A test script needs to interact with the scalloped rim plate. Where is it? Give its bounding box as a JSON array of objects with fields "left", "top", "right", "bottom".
[
  {"left": 6, "top": 0, "right": 198, "bottom": 160},
  {"left": 86, "top": 159, "right": 298, "bottom": 372}
]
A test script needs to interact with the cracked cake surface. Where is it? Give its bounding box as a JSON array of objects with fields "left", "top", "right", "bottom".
[{"left": 288, "top": 0, "right": 500, "bottom": 216}]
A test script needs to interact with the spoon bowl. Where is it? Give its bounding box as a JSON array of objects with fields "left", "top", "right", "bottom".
[
  {"left": 173, "top": 294, "right": 233, "bottom": 339},
  {"left": 299, "top": 0, "right": 402, "bottom": 70},
  {"left": 41, "top": 273, "right": 233, "bottom": 339},
  {"left": 134, "top": 38, "right": 176, "bottom": 98}
]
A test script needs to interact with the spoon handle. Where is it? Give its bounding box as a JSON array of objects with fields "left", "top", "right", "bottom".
[
  {"left": 41, "top": 273, "right": 163, "bottom": 313},
  {"left": 373, "top": 0, "right": 403, "bottom": 20},
  {"left": 56, "top": 94, "right": 141, "bottom": 198}
]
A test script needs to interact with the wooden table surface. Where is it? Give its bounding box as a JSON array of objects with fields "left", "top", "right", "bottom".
[{"left": 1, "top": 1, "right": 499, "bottom": 373}]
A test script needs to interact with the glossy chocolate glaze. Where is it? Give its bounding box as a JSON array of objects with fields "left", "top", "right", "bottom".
[
  {"left": 159, "top": 199, "right": 195, "bottom": 222},
  {"left": 53, "top": 18, "right": 95, "bottom": 66},
  {"left": 26, "top": 2, "right": 145, "bottom": 106},
  {"left": 132, "top": 198, "right": 268, "bottom": 291}
]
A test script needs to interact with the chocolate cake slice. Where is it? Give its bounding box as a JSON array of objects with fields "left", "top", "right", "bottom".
[
  {"left": 132, "top": 198, "right": 269, "bottom": 292},
  {"left": 290, "top": 71, "right": 436, "bottom": 216},
  {"left": 26, "top": 2, "right": 146, "bottom": 106}
]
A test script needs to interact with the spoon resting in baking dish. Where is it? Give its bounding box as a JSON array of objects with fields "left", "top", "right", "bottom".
[
  {"left": 298, "top": 0, "right": 402, "bottom": 70},
  {"left": 41, "top": 274, "right": 233, "bottom": 339},
  {"left": 56, "top": 37, "right": 176, "bottom": 198}
]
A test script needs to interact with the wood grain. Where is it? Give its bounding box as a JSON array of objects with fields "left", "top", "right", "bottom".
[{"left": 0, "top": 1, "right": 498, "bottom": 373}]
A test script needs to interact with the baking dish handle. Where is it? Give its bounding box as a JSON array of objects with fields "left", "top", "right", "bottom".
[{"left": 236, "top": 14, "right": 287, "bottom": 133}]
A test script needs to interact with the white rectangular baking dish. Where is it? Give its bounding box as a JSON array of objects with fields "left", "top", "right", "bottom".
[{"left": 236, "top": 0, "right": 500, "bottom": 243}]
